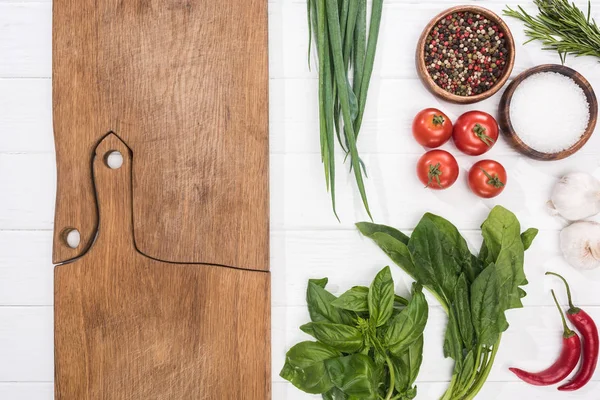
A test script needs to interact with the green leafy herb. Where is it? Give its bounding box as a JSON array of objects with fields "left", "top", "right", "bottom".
[
  {"left": 307, "top": 0, "right": 385, "bottom": 219},
  {"left": 281, "top": 267, "right": 429, "bottom": 400},
  {"left": 504, "top": 0, "right": 600, "bottom": 63},
  {"left": 357, "top": 206, "right": 537, "bottom": 399}
]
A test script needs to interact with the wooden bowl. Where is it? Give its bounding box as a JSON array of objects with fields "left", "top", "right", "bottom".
[
  {"left": 498, "top": 64, "right": 598, "bottom": 161},
  {"left": 416, "top": 6, "right": 515, "bottom": 104}
]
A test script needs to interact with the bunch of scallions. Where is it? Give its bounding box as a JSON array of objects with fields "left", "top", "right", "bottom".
[
  {"left": 504, "top": 0, "right": 600, "bottom": 63},
  {"left": 308, "top": 0, "right": 384, "bottom": 220}
]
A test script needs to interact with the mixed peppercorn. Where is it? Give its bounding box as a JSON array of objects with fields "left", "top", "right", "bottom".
[{"left": 424, "top": 11, "right": 510, "bottom": 96}]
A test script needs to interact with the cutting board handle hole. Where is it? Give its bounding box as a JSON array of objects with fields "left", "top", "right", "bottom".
[
  {"left": 104, "top": 150, "right": 123, "bottom": 169},
  {"left": 62, "top": 228, "right": 81, "bottom": 248}
]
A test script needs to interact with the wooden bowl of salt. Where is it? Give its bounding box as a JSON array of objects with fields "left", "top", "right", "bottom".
[{"left": 499, "top": 64, "right": 597, "bottom": 160}]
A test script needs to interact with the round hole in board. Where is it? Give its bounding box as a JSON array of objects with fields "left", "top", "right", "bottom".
[
  {"left": 105, "top": 150, "right": 123, "bottom": 169},
  {"left": 64, "top": 228, "right": 81, "bottom": 249}
]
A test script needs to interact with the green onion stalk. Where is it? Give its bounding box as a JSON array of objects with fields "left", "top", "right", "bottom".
[{"left": 308, "top": 0, "right": 384, "bottom": 220}]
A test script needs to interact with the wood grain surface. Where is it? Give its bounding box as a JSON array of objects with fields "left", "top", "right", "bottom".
[
  {"left": 498, "top": 64, "right": 598, "bottom": 160},
  {"left": 415, "top": 5, "right": 515, "bottom": 104},
  {"left": 54, "top": 134, "right": 270, "bottom": 400},
  {"left": 52, "top": 0, "right": 269, "bottom": 271}
]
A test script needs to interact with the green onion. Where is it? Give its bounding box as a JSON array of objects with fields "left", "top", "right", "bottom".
[{"left": 308, "top": 0, "right": 383, "bottom": 219}]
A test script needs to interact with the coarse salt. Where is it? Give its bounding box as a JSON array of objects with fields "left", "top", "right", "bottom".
[{"left": 509, "top": 72, "right": 590, "bottom": 154}]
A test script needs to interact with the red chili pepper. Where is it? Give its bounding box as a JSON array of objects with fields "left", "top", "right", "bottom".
[
  {"left": 547, "top": 272, "right": 599, "bottom": 391},
  {"left": 509, "top": 290, "right": 581, "bottom": 385}
]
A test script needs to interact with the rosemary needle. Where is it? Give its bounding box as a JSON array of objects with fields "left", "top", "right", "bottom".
[{"left": 504, "top": 0, "right": 600, "bottom": 63}]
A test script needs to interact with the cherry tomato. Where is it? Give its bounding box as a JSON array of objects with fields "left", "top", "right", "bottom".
[
  {"left": 412, "top": 108, "right": 453, "bottom": 148},
  {"left": 468, "top": 160, "right": 507, "bottom": 198},
  {"left": 417, "top": 150, "right": 459, "bottom": 190},
  {"left": 452, "top": 111, "right": 499, "bottom": 155}
]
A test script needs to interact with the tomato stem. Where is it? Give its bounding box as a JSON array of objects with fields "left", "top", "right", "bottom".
[
  {"left": 427, "top": 162, "right": 444, "bottom": 188},
  {"left": 480, "top": 168, "right": 505, "bottom": 188},
  {"left": 473, "top": 123, "right": 495, "bottom": 147},
  {"left": 432, "top": 114, "right": 445, "bottom": 126}
]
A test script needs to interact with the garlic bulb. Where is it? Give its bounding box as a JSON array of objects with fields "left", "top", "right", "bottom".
[
  {"left": 548, "top": 172, "right": 600, "bottom": 221},
  {"left": 561, "top": 221, "right": 600, "bottom": 270}
]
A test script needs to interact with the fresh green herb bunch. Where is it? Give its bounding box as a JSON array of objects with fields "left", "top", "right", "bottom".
[
  {"left": 280, "top": 266, "right": 428, "bottom": 400},
  {"left": 308, "top": 0, "right": 384, "bottom": 220},
  {"left": 504, "top": 0, "right": 600, "bottom": 63},
  {"left": 357, "top": 206, "right": 538, "bottom": 400}
]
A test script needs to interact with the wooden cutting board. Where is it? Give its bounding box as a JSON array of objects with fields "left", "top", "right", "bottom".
[
  {"left": 52, "top": 0, "right": 268, "bottom": 271},
  {"left": 55, "top": 134, "right": 271, "bottom": 399}
]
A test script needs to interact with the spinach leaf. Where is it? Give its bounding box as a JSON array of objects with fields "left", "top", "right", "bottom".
[
  {"left": 443, "top": 309, "right": 464, "bottom": 366},
  {"left": 408, "top": 216, "right": 461, "bottom": 305},
  {"left": 480, "top": 206, "right": 531, "bottom": 322},
  {"left": 307, "top": 280, "right": 354, "bottom": 325},
  {"left": 384, "top": 283, "right": 428, "bottom": 356},
  {"left": 368, "top": 266, "right": 395, "bottom": 327},
  {"left": 470, "top": 264, "right": 501, "bottom": 346},
  {"left": 454, "top": 274, "right": 475, "bottom": 350},
  {"left": 325, "top": 354, "right": 378, "bottom": 399},
  {"left": 311, "top": 277, "right": 330, "bottom": 288},
  {"left": 521, "top": 228, "right": 539, "bottom": 251},
  {"left": 355, "top": 222, "right": 410, "bottom": 245},
  {"left": 280, "top": 341, "right": 341, "bottom": 394},
  {"left": 457, "top": 348, "right": 475, "bottom": 391},
  {"left": 301, "top": 322, "right": 363, "bottom": 353},
  {"left": 332, "top": 286, "right": 369, "bottom": 312}
]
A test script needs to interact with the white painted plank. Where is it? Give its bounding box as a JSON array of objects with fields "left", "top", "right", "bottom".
[
  {"left": 0, "top": 383, "right": 53, "bottom": 400},
  {"left": 0, "top": 154, "right": 55, "bottom": 229},
  {"left": 0, "top": 231, "right": 53, "bottom": 305},
  {"left": 0, "top": 4, "right": 51, "bottom": 78},
  {"left": 271, "top": 153, "right": 600, "bottom": 230},
  {"left": 0, "top": 79, "right": 53, "bottom": 153},
  {"left": 270, "top": 78, "right": 600, "bottom": 155},
  {"left": 2, "top": 151, "right": 599, "bottom": 230},
  {"left": 0, "top": 307, "right": 53, "bottom": 382},
  {"left": 272, "top": 230, "right": 600, "bottom": 308},
  {"left": 273, "top": 380, "right": 600, "bottom": 399},
  {"left": 2, "top": 305, "right": 600, "bottom": 385}
]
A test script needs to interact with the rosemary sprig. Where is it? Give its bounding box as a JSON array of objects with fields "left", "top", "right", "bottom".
[{"left": 504, "top": 0, "right": 600, "bottom": 63}]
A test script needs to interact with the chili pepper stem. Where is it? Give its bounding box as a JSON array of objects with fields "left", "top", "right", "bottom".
[
  {"left": 551, "top": 289, "right": 575, "bottom": 338},
  {"left": 546, "top": 272, "right": 580, "bottom": 313}
]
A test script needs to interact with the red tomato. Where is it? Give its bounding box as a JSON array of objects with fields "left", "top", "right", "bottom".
[
  {"left": 412, "top": 108, "right": 453, "bottom": 148},
  {"left": 468, "top": 160, "right": 507, "bottom": 198},
  {"left": 417, "top": 150, "right": 459, "bottom": 190},
  {"left": 452, "top": 111, "right": 499, "bottom": 155}
]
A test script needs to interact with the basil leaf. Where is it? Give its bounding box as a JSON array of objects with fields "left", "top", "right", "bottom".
[
  {"left": 384, "top": 283, "right": 428, "bottom": 357},
  {"left": 332, "top": 286, "right": 369, "bottom": 312},
  {"left": 394, "top": 294, "right": 409, "bottom": 308},
  {"left": 470, "top": 264, "right": 501, "bottom": 346},
  {"left": 280, "top": 341, "right": 341, "bottom": 394},
  {"left": 521, "top": 228, "right": 539, "bottom": 251},
  {"left": 454, "top": 274, "right": 475, "bottom": 350},
  {"left": 310, "top": 277, "right": 329, "bottom": 288},
  {"left": 368, "top": 266, "right": 395, "bottom": 327},
  {"left": 325, "top": 354, "right": 378, "bottom": 400},
  {"left": 322, "top": 387, "right": 347, "bottom": 400},
  {"left": 301, "top": 322, "right": 363, "bottom": 353},
  {"left": 307, "top": 281, "right": 354, "bottom": 325},
  {"left": 393, "top": 334, "right": 423, "bottom": 393}
]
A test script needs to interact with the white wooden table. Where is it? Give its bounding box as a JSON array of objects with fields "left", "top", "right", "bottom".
[{"left": 1, "top": 0, "right": 600, "bottom": 399}]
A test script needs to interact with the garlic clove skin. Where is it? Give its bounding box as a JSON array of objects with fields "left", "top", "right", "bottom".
[
  {"left": 549, "top": 172, "right": 600, "bottom": 221},
  {"left": 560, "top": 221, "right": 600, "bottom": 270}
]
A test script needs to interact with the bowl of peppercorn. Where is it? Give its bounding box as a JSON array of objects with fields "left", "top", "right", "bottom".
[{"left": 416, "top": 6, "right": 515, "bottom": 104}]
